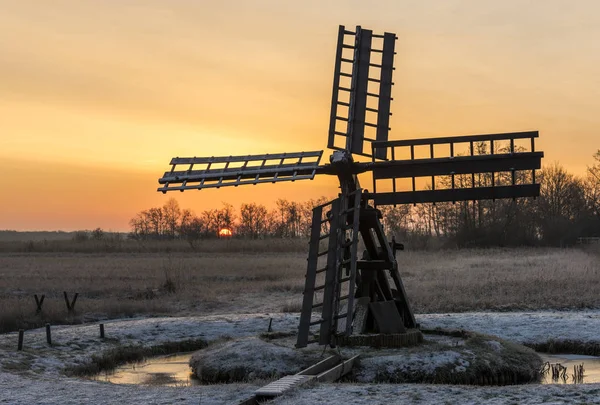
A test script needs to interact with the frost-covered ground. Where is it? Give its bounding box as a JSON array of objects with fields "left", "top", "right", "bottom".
[{"left": 2, "top": 310, "right": 600, "bottom": 404}]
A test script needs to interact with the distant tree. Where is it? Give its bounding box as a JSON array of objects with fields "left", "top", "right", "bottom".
[
  {"left": 180, "top": 215, "right": 204, "bottom": 248},
  {"left": 201, "top": 209, "right": 220, "bottom": 237},
  {"left": 586, "top": 150, "right": 600, "bottom": 219},
  {"left": 129, "top": 210, "right": 151, "bottom": 239},
  {"left": 379, "top": 205, "right": 411, "bottom": 240},
  {"left": 238, "top": 203, "right": 269, "bottom": 238},
  {"left": 536, "top": 162, "right": 587, "bottom": 245},
  {"left": 147, "top": 207, "right": 165, "bottom": 238},
  {"left": 162, "top": 198, "right": 182, "bottom": 239},
  {"left": 217, "top": 202, "right": 236, "bottom": 232},
  {"left": 91, "top": 227, "right": 104, "bottom": 240}
]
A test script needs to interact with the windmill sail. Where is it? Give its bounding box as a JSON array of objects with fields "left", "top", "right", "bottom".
[{"left": 158, "top": 151, "right": 323, "bottom": 193}]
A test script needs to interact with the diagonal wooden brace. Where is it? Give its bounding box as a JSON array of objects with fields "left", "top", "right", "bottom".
[
  {"left": 34, "top": 294, "right": 45, "bottom": 314},
  {"left": 63, "top": 291, "right": 79, "bottom": 312}
]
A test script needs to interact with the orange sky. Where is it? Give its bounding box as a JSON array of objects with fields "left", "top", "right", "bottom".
[{"left": 1, "top": 0, "right": 599, "bottom": 231}]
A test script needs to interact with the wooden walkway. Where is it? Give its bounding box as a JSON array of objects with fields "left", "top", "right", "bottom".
[{"left": 238, "top": 354, "right": 359, "bottom": 404}]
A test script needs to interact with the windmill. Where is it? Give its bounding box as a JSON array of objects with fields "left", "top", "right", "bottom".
[{"left": 158, "top": 25, "right": 543, "bottom": 349}]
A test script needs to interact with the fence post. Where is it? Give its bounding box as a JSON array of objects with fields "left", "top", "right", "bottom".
[
  {"left": 18, "top": 330, "right": 24, "bottom": 351},
  {"left": 99, "top": 323, "right": 105, "bottom": 339},
  {"left": 45, "top": 323, "right": 52, "bottom": 345}
]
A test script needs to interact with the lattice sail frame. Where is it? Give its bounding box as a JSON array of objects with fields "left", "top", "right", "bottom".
[
  {"left": 158, "top": 151, "right": 323, "bottom": 192},
  {"left": 327, "top": 25, "right": 396, "bottom": 159},
  {"left": 368, "top": 131, "right": 542, "bottom": 205}
]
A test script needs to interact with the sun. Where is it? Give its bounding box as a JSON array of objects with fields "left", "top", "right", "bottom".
[{"left": 219, "top": 228, "right": 233, "bottom": 238}]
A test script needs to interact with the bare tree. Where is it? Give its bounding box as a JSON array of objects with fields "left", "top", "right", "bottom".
[
  {"left": 147, "top": 207, "right": 165, "bottom": 238},
  {"left": 536, "top": 162, "right": 587, "bottom": 245},
  {"left": 129, "top": 210, "right": 151, "bottom": 239},
  {"left": 586, "top": 150, "right": 600, "bottom": 219},
  {"left": 201, "top": 209, "right": 220, "bottom": 237},
  {"left": 180, "top": 214, "right": 204, "bottom": 248},
  {"left": 239, "top": 203, "right": 269, "bottom": 238},
  {"left": 162, "top": 198, "right": 182, "bottom": 239}
]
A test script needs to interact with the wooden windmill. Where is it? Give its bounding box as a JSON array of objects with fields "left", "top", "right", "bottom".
[{"left": 158, "top": 25, "right": 543, "bottom": 348}]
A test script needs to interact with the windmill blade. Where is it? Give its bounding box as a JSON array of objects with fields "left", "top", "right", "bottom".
[
  {"left": 327, "top": 25, "right": 396, "bottom": 159},
  {"left": 158, "top": 151, "right": 324, "bottom": 193},
  {"left": 368, "top": 131, "right": 544, "bottom": 205}
]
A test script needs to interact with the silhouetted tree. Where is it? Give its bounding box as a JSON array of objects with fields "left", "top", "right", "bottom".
[
  {"left": 239, "top": 203, "right": 269, "bottom": 238},
  {"left": 162, "top": 198, "right": 181, "bottom": 239}
]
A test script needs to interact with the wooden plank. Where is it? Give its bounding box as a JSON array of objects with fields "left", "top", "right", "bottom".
[
  {"left": 369, "top": 301, "right": 406, "bottom": 334},
  {"left": 319, "top": 199, "right": 341, "bottom": 345},
  {"left": 374, "top": 32, "right": 395, "bottom": 160},
  {"left": 344, "top": 190, "right": 361, "bottom": 335},
  {"left": 297, "top": 355, "right": 341, "bottom": 376},
  {"left": 349, "top": 29, "right": 372, "bottom": 155},
  {"left": 371, "top": 152, "right": 543, "bottom": 180},
  {"left": 158, "top": 174, "right": 317, "bottom": 192},
  {"left": 369, "top": 184, "right": 541, "bottom": 205},
  {"left": 316, "top": 355, "right": 360, "bottom": 382},
  {"left": 255, "top": 375, "right": 313, "bottom": 397},
  {"left": 170, "top": 150, "right": 322, "bottom": 165},
  {"left": 161, "top": 162, "right": 322, "bottom": 184},
  {"left": 353, "top": 297, "right": 370, "bottom": 334},
  {"left": 327, "top": 25, "right": 347, "bottom": 150},
  {"left": 372, "top": 131, "right": 538, "bottom": 148},
  {"left": 297, "top": 206, "right": 325, "bottom": 348}
]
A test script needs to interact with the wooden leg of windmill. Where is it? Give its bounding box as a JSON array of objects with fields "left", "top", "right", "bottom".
[
  {"left": 389, "top": 264, "right": 418, "bottom": 329},
  {"left": 354, "top": 269, "right": 375, "bottom": 333}
]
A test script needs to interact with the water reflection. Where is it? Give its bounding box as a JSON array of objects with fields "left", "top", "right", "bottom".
[
  {"left": 540, "top": 354, "right": 600, "bottom": 384},
  {"left": 94, "top": 353, "right": 198, "bottom": 387}
]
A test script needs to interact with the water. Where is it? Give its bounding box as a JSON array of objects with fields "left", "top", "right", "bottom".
[
  {"left": 93, "top": 352, "right": 600, "bottom": 387},
  {"left": 93, "top": 353, "right": 197, "bottom": 387},
  {"left": 540, "top": 354, "right": 600, "bottom": 384}
]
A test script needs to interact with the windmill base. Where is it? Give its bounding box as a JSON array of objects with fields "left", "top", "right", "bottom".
[{"left": 336, "top": 329, "right": 423, "bottom": 348}]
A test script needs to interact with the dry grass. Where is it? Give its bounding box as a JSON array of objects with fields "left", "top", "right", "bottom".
[
  {"left": 1, "top": 242, "right": 599, "bottom": 333},
  {"left": 0, "top": 249, "right": 307, "bottom": 333},
  {"left": 399, "top": 247, "right": 600, "bottom": 313},
  {"left": 0, "top": 238, "right": 309, "bottom": 254}
]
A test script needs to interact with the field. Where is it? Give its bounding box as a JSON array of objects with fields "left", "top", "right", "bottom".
[
  {"left": 2, "top": 241, "right": 600, "bottom": 404},
  {"left": 1, "top": 240, "right": 599, "bottom": 333}
]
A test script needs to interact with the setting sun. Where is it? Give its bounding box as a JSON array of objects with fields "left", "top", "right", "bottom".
[{"left": 219, "top": 228, "right": 233, "bottom": 238}]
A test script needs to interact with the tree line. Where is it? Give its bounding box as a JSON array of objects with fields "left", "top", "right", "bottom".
[
  {"left": 129, "top": 150, "right": 600, "bottom": 248},
  {"left": 129, "top": 197, "right": 330, "bottom": 246}
]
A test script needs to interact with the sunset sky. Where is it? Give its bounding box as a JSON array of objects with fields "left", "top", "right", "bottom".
[{"left": 1, "top": 0, "right": 599, "bottom": 231}]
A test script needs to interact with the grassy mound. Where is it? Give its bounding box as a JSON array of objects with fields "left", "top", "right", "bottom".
[
  {"left": 188, "top": 330, "right": 542, "bottom": 386},
  {"left": 189, "top": 336, "right": 324, "bottom": 383},
  {"left": 353, "top": 331, "right": 542, "bottom": 385}
]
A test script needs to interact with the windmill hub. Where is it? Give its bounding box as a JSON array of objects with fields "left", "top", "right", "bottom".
[{"left": 157, "top": 25, "right": 544, "bottom": 349}]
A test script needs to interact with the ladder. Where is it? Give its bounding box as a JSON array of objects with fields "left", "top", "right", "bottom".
[{"left": 296, "top": 189, "right": 361, "bottom": 348}]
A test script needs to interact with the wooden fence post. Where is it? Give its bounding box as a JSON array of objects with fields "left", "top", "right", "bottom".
[
  {"left": 18, "top": 330, "right": 24, "bottom": 351},
  {"left": 45, "top": 323, "right": 52, "bottom": 345},
  {"left": 99, "top": 323, "right": 105, "bottom": 339}
]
